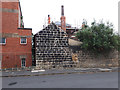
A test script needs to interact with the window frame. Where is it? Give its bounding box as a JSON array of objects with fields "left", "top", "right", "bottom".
[
  {"left": 21, "top": 58, "right": 26, "bottom": 67},
  {"left": 0, "top": 37, "right": 6, "bottom": 45},
  {"left": 20, "top": 37, "right": 27, "bottom": 44}
]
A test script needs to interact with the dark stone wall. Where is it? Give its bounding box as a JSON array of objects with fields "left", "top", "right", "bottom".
[
  {"left": 69, "top": 46, "right": 119, "bottom": 68},
  {"left": 35, "top": 23, "right": 72, "bottom": 68},
  {"left": 34, "top": 23, "right": 118, "bottom": 69}
]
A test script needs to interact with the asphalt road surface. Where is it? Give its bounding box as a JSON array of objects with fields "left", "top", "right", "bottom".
[{"left": 2, "top": 72, "right": 118, "bottom": 88}]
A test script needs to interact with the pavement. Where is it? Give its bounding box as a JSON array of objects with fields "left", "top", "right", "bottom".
[
  {"left": 1, "top": 67, "right": 118, "bottom": 77},
  {"left": 2, "top": 72, "right": 118, "bottom": 88}
]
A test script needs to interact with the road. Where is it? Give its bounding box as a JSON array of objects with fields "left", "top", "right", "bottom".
[{"left": 2, "top": 72, "right": 118, "bottom": 88}]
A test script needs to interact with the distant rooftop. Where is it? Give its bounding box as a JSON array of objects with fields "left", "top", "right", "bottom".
[{"left": 55, "top": 21, "right": 71, "bottom": 27}]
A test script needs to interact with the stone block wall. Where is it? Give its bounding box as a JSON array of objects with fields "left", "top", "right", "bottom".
[
  {"left": 34, "top": 23, "right": 118, "bottom": 70},
  {"left": 69, "top": 46, "right": 118, "bottom": 68},
  {"left": 35, "top": 23, "right": 72, "bottom": 69}
]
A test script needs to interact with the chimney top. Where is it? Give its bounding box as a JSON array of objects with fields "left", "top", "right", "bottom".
[
  {"left": 61, "top": 5, "right": 64, "bottom": 16},
  {"left": 48, "top": 15, "right": 50, "bottom": 24}
]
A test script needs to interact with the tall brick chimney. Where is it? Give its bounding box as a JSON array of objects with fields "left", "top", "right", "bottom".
[
  {"left": 48, "top": 15, "right": 50, "bottom": 24},
  {"left": 60, "top": 5, "right": 66, "bottom": 31}
]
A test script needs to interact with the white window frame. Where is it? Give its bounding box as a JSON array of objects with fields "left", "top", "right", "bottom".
[
  {"left": 0, "top": 37, "right": 6, "bottom": 45},
  {"left": 20, "top": 37, "right": 27, "bottom": 44},
  {"left": 21, "top": 58, "right": 26, "bottom": 67}
]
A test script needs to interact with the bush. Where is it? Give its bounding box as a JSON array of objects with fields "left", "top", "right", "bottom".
[{"left": 76, "top": 21, "right": 120, "bottom": 54}]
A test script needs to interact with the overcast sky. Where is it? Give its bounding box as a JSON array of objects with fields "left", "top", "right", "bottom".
[{"left": 19, "top": 0, "right": 119, "bottom": 34}]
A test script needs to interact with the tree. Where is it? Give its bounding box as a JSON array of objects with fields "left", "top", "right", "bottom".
[{"left": 76, "top": 20, "right": 120, "bottom": 54}]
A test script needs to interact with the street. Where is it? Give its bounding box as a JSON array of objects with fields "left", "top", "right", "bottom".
[{"left": 2, "top": 72, "right": 118, "bottom": 88}]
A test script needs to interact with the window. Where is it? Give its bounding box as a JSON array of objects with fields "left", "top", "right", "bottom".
[
  {"left": 20, "top": 37, "right": 27, "bottom": 44},
  {"left": 21, "top": 58, "right": 26, "bottom": 67},
  {"left": 0, "top": 38, "right": 6, "bottom": 44}
]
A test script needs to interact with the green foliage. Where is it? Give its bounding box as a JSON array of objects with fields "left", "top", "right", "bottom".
[{"left": 76, "top": 20, "right": 120, "bottom": 54}]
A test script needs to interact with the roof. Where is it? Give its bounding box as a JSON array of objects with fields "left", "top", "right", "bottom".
[
  {"left": 35, "top": 22, "right": 67, "bottom": 36},
  {"left": 55, "top": 21, "right": 71, "bottom": 27},
  {"left": 18, "top": 28, "right": 32, "bottom": 30},
  {"left": 68, "top": 38, "right": 82, "bottom": 46},
  {"left": 66, "top": 27, "right": 80, "bottom": 30}
]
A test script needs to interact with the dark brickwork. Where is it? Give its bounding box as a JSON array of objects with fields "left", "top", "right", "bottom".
[{"left": 35, "top": 23, "right": 72, "bottom": 69}]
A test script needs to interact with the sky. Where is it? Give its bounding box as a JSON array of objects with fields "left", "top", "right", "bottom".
[{"left": 19, "top": 0, "right": 119, "bottom": 34}]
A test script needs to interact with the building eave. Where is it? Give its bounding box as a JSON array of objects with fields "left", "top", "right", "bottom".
[{"left": 18, "top": 28, "right": 32, "bottom": 30}]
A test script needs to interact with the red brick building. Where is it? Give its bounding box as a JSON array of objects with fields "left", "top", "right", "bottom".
[{"left": 0, "top": 0, "right": 32, "bottom": 69}]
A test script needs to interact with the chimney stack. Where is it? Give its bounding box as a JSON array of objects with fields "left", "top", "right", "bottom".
[
  {"left": 60, "top": 5, "right": 66, "bottom": 31},
  {"left": 61, "top": 5, "right": 64, "bottom": 16},
  {"left": 48, "top": 15, "right": 50, "bottom": 24}
]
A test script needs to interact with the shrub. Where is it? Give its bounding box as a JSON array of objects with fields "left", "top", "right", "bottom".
[{"left": 76, "top": 21, "right": 120, "bottom": 54}]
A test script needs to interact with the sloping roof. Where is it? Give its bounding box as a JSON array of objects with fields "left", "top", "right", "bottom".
[
  {"left": 35, "top": 22, "right": 67, "bottom": 36},
  {"left": 68, "top": 38, "right": 82, "bottom": 46}
]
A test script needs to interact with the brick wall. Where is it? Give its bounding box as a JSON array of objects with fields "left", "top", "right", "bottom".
[
  {"left": 1, "top": 29, "right": 32, "bottom": 69},
  {"left": 2, "top": 53, "right": 32, "bottom": 68},
  {"left": 2, "top": 2, "right": 19, "bottom": 33},
  {"left": 1, "top": 2, "right": 32, "bottom": 69}
]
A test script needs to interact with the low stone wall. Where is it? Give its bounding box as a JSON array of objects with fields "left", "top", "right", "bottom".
[
  {"left": 35, "top": 47, "right": 118, "bottom": 70},
  {"left": 69, "top": 46, "right": 119, "bottom": 68}
]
